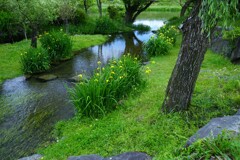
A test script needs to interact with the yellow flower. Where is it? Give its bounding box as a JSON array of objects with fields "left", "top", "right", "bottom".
[
  {"left": 94, "top": 79, "right": 98, "bottom": 82},
  {"left": 97, "top": 61, "right": 101, "bottom": 65},
  {"left": 78, "top": 74, "right": 83, "bottom": 78},
  {"left": 102, "top": 67, "right": 105, "bottom": 71},
  {"left": 106, "top": 79, "right": 109, "bottom": 83},
  {"left": 109, "top": 76, "right": 113, "bottom": 79},
  {"left": 110, "top": 65, "right": 114, "bottom": 69},
  {"left": 120, "top": 76, "right": 123, "bottom": 79},
  {"left": 119, "top": 66, "right": 123, "bottom": 68},
  {"left": 96, "top": 73, "right": 100, "bottom": 76},
  {"left": 111, "top": 71, "right": 115, "bottom": 75}
]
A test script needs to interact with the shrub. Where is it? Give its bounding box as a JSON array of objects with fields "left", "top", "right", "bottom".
[
  {"left": 157, "top": 25, "right": 179, "bottom": 45},
  {"left": 107, "top": 5, "right": 124, "bottom": 20},
  {"left": 73, "top": 9, "right": 87, "bottom": 25},
  {"left": 94, "top": 17, "right": 118, "bottom": 34},
  {"left": 132, "top": 24, "right": 151, "bottom": 32},
  {"left": 20, "top": 47, "right": 50, "bottom": 74},
  {"left": 39, "top": 30, "right": 72, "bottom": 62},
  {"left": 144, "top": 33, "right": 173, "bottom": 57},
  {"left": 69, "top": 55, "right": 145, "bottom": 118}
]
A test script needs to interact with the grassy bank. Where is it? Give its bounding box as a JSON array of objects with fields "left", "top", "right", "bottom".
[
  {"left": 38, "top": 37, "right": 240, "bottom": 159},
  {"left": 0, "top": 35, "right": 108, "bottom": 84}
]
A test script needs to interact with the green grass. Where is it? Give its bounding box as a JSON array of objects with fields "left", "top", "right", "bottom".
[
  {"left": 0, "top": 35, "right": 108, "bottom": 84},
  {"left": 38, "top": 36, "right": 240, "bottom": 159}
]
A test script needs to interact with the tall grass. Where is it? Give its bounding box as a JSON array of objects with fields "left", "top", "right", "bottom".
[{"left": 69, "top": 55, "right": 145, "bottom": 118}]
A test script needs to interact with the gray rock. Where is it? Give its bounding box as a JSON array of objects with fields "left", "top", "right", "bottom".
[
  {"left": 231, "top": 37, "right": 240, "bottom": 62},
  {"left": 68, "top": 74, "right": 88, "bottom": 83},
  {"left": 186, "top": 115, "right": 240, "bottom": 146},
  {"left": 104, "top": 152, "right": 152, "bottom": 160},
  {"left": 68, "top": 154, "right": 103, "bottom": 160},
  {"left": 18, "top": 154, "right": 43, "bottom": 160},
  {"left": 236, "top": 109, "right": 240, "bottom": 115},
  {"left": 36, "top": 74, "right": 57, "bottom": 82}
]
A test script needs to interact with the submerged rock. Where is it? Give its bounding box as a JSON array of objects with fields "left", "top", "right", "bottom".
[
  {"left": 18, "top": 154, "right": 43, "bottom": 160},
  {"left": 36, "top": 74, "right": 58, "bottom": 82},
  {"left": 186, "top": 111, "right": 240, "bottom": 146}
]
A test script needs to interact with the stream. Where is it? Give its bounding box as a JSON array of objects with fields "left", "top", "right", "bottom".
[{"left": 0, "top": 19, "right": 165, "bottom": 160}]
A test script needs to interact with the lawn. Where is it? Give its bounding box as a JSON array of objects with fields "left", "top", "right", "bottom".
[
  {"left": 0, "top": 35, "right": 108, "bottom": 84},
  {"left": 38, "top": 36, "right": 240, "bottom": 159}
]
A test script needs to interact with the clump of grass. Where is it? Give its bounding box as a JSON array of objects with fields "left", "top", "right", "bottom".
[
  {"left": 69, "top": 54, "right": 145, "bottom": 118},
  {"left": 39, "top": 30, "right": 73, "bottom": 62},
  {"left": 175, "top": 133, "right": 240, "bottom": 159},
  {"left": 157, "top": 25, "right": 179, "bottom": 45},
  {"left": 20, "top": 47, "right": 50, "bottom": 74}
]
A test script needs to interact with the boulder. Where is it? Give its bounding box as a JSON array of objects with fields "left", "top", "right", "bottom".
[
  {"left": 231, "top": 37, "right": 240, "bottom": 62},
  {"left": 105, "top": 152, "right": 151, "bottom": 160},
  {"left": 67, "top": 152, "right": 152, "bottom": 160},
  {"left": 36, "top": 74, "right": 58, "bottom": 82},
  {"left": 186, "top": 113, "right": 240, "bottom": 147},
  {"left": 68, "top": 154, "right": 103, "bottom": 160},
  {"left": 18, "top": 154, "right": 43, "bottom": 160}
]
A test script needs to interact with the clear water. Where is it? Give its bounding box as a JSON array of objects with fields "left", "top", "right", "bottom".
[{"left": 0, "top": 19, "right": 164, "bottom": 159}]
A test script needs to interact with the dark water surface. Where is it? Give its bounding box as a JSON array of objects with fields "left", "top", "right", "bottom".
[{"left": 0, "top": 19, "right": 164, "bottom": 159}]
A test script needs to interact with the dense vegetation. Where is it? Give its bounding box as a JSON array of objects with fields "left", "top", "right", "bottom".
[{"left": 0, "top": 0, "right": 239, "bottom": 159}]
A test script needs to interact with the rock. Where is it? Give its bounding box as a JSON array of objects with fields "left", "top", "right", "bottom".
[
  {"left": 231, "top": 37, "right": 240, "bottom": 62},
  {"left": 68, "top": 154, "right": 103, "bottom": 160},
  {"left": 67, "top": 152, "right": 152, "bottom": 160},
  {"left": 18, "top": 154, "right": 43, "bottom": 160},
  {"left": 105, "top": 152, "right": 151, "bottom": 160},
  {"left": 186, "top": 115, "right": 240, "bottom": 147},
  {"left": 68, "top": 74, "right": 88, "bottom": 83},
  {"left": 236, "top": 109, "right": 240, "bottom": 115},
  {"left": 36, "top": 74, "right": 57, "bottom": 82}
]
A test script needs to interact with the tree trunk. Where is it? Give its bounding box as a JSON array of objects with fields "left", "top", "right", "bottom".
[
  {"left": 31, "top": 26, "right": 37, "bottom": 48},
  {"left": 96, "top": 0, "right": 102, "bottom": 17},
  {"left": 162, "top": 1, "right": 209, "bottom": 112},
  {"left": 124, "top": 10, "right": 134, "bottom": 24},
  {"left": 84, "top": 0, "right": 88, "bottom": 14}
]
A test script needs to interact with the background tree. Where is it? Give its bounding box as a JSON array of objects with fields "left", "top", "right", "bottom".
[
  {"left": 80, "top": 0, "right": 94, "bottom": 14},
  {"left": 162, "top": 0, "right": 239, "bottom": 112},
  {"left": 9, "top": 0, "right": 57, "bottom": 47},
  {"left": 96, "top": 0, "right": 102, "bottom": 17},
  {"left": 122, "top": 0, "right": 156, "bottom": 24}
]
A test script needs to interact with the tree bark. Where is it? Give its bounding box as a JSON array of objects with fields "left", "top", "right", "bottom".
[
  {"left": 96, "top": 0, "right": 102, "bottom": 17},
  {"left": 162, "top": 1, "right": 209, "bottom": 112},
  {"left": 31, "top": 26, "right": 37, "bottom": 48},
  {"left": 180, "top": 0, "right": 194, "bottom": 17}
]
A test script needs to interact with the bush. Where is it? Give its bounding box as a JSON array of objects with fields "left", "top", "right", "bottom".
[
  {"left": 132, "top": 24, "right": 151, "bottom": 32},
  {"left": 157, "top": 25, "right": 179, "bottom": 45},
  {"left": 94, "top": 17, "right": 118, "bottom": 34},
  {"left": 73, "top": 9, "right": 87, "bottom": 24},
  {"left": 20, "top": 47, "right": 50, "bottom": 74},
  {"left": 107, "top": 5, "right": 124, "bottom": 20},
  {"left": 69, "top": 55, "right": 145, "bottom": 118},
  {"left": 144, "top": 33, "right": 173, "bottom": 57},
  {"left": 39, "top": 30, "right": 72, "bottom": 62}
]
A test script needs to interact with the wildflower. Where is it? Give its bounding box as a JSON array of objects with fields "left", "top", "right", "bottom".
[
  {"left": 96, "top": 73, "right": 100, "bottom": 76},
  {"left": 145, "top": 69, "right": 151, "bottom": 74},
  {"left": 134, "top": 57, "right": 138, "bottom": 61},
  {"left": 106, "top": 79, "right": 109, "bottom": 83},
  {"left": 94, "top": 79, "right": 98, "bottom": 82},
  {"left": 97, "top": 67, "right": 100, "bottom": 70},
  {"left": 102, "top": 67, "right": 105, "bottom": 71},
  {"left": 119, "top": 66, "right": 123, "bottom": 68},
  {"left": 109, "top": 76, "right": 113, "bottom": 79},
  {"left": 111, "top": 71, "right": 115, "bottom": 75},
  {"left": 110, "top": 65, "right": 114, "bottom": 69},
  {"left": 78, "top": 74, "right": 83, "bottom": 78},
  {"left": 120, "top": 76, "right": 123, "bottom": 79},
  {"left": 97, "top": 61, "right": 101, "bottom": 65}
]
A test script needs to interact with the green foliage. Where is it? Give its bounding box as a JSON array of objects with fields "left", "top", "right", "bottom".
[
  {"left": 157, "top": 25, "right": 179, "bottom": 45},
  {"left": 73, "top": 8, "right": 87, "bottom": 24},
  {"left": 144, "top": 34, "right": 173, "bottom": 57},
  {"left": 199, "top": 0, "right": 239, "bottom": 35},
  {"left": 107, "top": 5, "right": 124, "bottom": 20},
  {"left": 223, "top": 27, "right": 240, "bottom": 40},
  {"left": 175, "top": 133, "right": 240, "bottom": 159},
  {"left": 39, "top": 30, "right": 73, "bottom": 62},
  {"left": 132, "top": 24, "right": 151, "bottom": 32},
  {"left": 69, "top": 55, "right": 145, "bottom": 118},
  {"left": 20, "top": 47, "right": 50, "bottom": 74},
  {"left": 94, "top": 16, "right": 118, "bottom": 34}
]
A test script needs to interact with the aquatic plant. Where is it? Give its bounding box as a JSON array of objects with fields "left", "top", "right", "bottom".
[
  {"left": 69, "top": 54, "right": 145, "bottom": 118},
  {"left": 39, "top": 30, "right": 72, "bottom": 62},
  {"left": 20, "top": 47, "right": 50, "bottom": 74}
]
